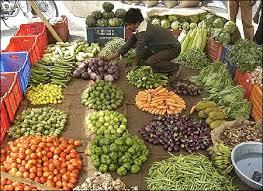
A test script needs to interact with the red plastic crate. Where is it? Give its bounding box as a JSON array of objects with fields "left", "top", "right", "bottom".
[
  {"left": 234, "top": 69, "right": 253, "bottom": 98},
  {"left": 0, "top": 73, "right": 22, "bottom": 122},
  {"left": 0, "top": 99, "right": 10, "bottom": 144},
  {"left": 5, "top": 36, "right": 40, "bottom": 65},
  {"left": 206, "top": 37, "right": 223, "bottom": 61},
  {"left": 47, "top": 15, "right": 69, "bottom": 43},
  {"left": 15, "top": 22, "right": 48, "bottom": 56},
  {"left": 249, "top": 84, "right": 262, "bottom": 121}
]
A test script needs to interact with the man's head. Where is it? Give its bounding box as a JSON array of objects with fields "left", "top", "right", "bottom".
[{"left": 123, "top": 8, "right": 144, "bottom": 32}]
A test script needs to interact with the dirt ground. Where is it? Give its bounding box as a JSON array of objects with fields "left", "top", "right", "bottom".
[{"left": 2, "top": 62, "right": 250, "bottom": 190}]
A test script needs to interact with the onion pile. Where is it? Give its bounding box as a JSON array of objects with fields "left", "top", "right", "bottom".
[
  {"left": 139, "top": 115, "right": 212, "bottom": 152},
  {"left": 0, "top": 136, "right": 82, "bottom": 190},
  {"left": 73, "top": 58, "right": 119, "bottom": 81}
]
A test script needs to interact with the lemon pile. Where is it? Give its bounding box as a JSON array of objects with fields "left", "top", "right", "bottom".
[{"left": 26, "top": 83, "right": 64, "bottom": 105}]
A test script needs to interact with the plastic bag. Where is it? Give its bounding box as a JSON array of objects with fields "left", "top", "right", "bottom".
[
  {"left": 142, "top": 0, "right": 158, "bottom": 7},
  {"left": 162, "top": 0, "right": 178, "bottom": 8},
  {"left": 124, "top": 0, "right": 141, "bottom": 5},
  {"left": 179, "top": 0, "right": 200, "bottom": 7}
]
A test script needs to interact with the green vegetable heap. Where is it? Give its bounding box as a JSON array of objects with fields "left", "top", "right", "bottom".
[
  {"left": 127, "top": 66, "right": 168, "bottom": 89},
  {"left": 178, "top": 48, "right": 209, "bottom": 69},
  {"left": 189, "top": 61, "right": 233, "bottom": 93},
  {"left": 229, "top": 39, "right": 263, "bottom": 72},
  {"left": 98, "top": 37, "right": 125, "bottom": 58},
  {"left": 146, "top": 154, "right": 235, "bottom": 191},
  {"left": 190, "top": 62, "right": 251, "bottom": 119},
  {"left": 85, "top": 110, "right": 127, "bottom": 135},
  {"left": 81, "top": 80, "right": 124, "bottom": 110},
  {"left": 86, "top": 132, "right": 149, "bottom": 176},
  {"left": 8, "top": 107, "right": 67, "bottom": 138},
  {"left": 208, "top": 143, "right": 233, "bottom": 174},
  {"left": 30, "top": 41, "right": 100, "bottom": 87},
  {"left": 204, "top": 85, "right": 251, "bottom": 119}
]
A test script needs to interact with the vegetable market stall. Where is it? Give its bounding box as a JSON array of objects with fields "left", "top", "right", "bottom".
[{"left": 1, "top": 62, "right": 251, "bottom": 190}]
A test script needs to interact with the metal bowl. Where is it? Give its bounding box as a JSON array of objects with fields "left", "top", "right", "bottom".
[{"left": 231, "top": 142, "right": 263, "bottom": 190}]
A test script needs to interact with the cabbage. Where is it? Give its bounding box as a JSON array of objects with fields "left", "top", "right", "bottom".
[
  {"left": 171, "top": 21, "right": 180, "bottom": 30},
  {"left": 213, "top": 18, "right": 225, "bottom": 29},
  {"left": 224, "top": 21, "right": 237, "bottom": 34},
  {"left": 151, "top": 18, "right": 161, "bottom": 26},
  {"left": 218, "top": 32, "right": 231, "bottom": 45},
  {"left": 211, "top": 28, "right": 223, "bottom": 40},
  {"left": 161, "top": 19, "right": 171, "bottom": 29},
  {"left": 168, "top": 15, "right": 178, "bottom": 22},
  {"left": 189, "top": 15, "right": 199, "bottom": 23},
  {"left": 190, "top": 23, "right": 197, "bottom": 30},
  {"left": 205, "top": 13, "right": 216, "bottom": 27},
  {"left": 182, "top": 22, "right": 190, "bottom": 30}
]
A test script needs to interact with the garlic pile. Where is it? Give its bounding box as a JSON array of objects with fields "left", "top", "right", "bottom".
[
  {"left": 73, "top": 172, "right": 138, "bottom": 191},
  {"left": 250, "top": 66, "right": 262, "bottom": 87}
]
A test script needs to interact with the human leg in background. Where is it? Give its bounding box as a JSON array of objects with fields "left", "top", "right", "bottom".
[
  {"left": 240, "top": 0, "right": 254, "bottom": 40},
  {"left": 145, "top": 46, "right": 181, "bottom": 76},
  {"left": 229, "top": 0, "right": 239, "bottom": 22},
  {"left": 254, "top": 11, "right": 263, "bottom": 44}
]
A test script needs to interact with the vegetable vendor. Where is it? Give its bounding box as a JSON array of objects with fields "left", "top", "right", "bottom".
[{"left": 103, "top": 8, "right": 181, "bottom": 78}]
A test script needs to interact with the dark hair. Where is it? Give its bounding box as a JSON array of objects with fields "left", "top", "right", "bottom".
[{"left": 123, "top": 8, "right": 144, "bottom": 24}]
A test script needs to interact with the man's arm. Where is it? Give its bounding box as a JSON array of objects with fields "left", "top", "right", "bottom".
[
  {"left": 134, "top": 31, "right": 150, "bottom": 65},
  {"left": 118, "top": 34, "right": 137, "bottom": 56}
]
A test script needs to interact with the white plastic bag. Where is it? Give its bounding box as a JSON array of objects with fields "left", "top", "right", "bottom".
[
  {"left": 142, "top": 0, "right": 159, "bottom": 7},
  {"left": 162, "top": 0, "right": 178, "bottom": 8}
]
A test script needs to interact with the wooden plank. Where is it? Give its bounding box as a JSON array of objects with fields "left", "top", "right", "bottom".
[
  {"left": 0, "top": 171, "right": 57, "bottom": 190},
  {"left": 28, "top": 0, "right": 63, "bottom": 42}
]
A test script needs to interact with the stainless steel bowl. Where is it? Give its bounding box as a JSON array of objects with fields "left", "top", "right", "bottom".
[{"left": 231, "top": 142, "right": 263, "bottom": 190}]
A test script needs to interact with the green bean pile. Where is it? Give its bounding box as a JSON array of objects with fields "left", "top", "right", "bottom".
[{"left": 146, "top": 154, "right": 236, "bottom": 191}]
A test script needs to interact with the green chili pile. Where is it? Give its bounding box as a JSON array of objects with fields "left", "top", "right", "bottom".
[{"left": 146, "top": 154, "right": 236, "bottom": 191}]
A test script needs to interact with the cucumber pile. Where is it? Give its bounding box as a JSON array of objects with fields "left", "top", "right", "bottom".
[
  {"left": 81, "top": 80, "right": 124, "bottom": 110},
  {"left": 8, "top": 107, "right": 67, "bottom": 138},
  {"left": 85, "top": 110, "right": 127, "bottom": 135},
  {"left": 29, "top": 56, "right": 75, "bottom": 87}
]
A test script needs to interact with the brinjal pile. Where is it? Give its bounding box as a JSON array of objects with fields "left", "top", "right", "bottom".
[
  {"left": 139, "top": 115, "right": 212, "bottom": 152},
  {"left": 73, "top": 58, "right": 119, "bottom": 81},
  {"left": 170, "top": 80, "right": 202, "bottom": 95}
]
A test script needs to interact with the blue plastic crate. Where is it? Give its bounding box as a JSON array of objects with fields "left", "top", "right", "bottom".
[
  {"left": 221, "top": 45, "right": 237, "bottom": 79},
  {"left": 1, "top": 52, "right": 31, "bottom": 94},
  {"left": 87, "top": 26, "right": 124, "bottom": 45}
]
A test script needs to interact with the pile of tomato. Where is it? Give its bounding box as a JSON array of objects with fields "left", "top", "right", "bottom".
[{"left": 0, "top": 136, "right": 82, "bottom": 190}]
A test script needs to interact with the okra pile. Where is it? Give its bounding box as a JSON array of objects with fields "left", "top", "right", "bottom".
[{"left": 146, "top": 154, "right": 236, "bottom": 190}]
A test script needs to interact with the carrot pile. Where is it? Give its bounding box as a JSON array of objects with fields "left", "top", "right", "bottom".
[{"left": 135, "top": 87, "right": 186, "bottom": 115}]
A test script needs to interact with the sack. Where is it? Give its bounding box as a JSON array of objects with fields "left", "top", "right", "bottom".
[
  {"left": 210, "top": 118, "right": 258, "bottom": 146},
  {"left": 179, "top": 0, "right": 200, "bottom": 8},
  {"left": 142, "top": 0, "right": 159, "bottom": 7},
  {"left": 162, "top": 0, "right": 178, "bottom": 8}
]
